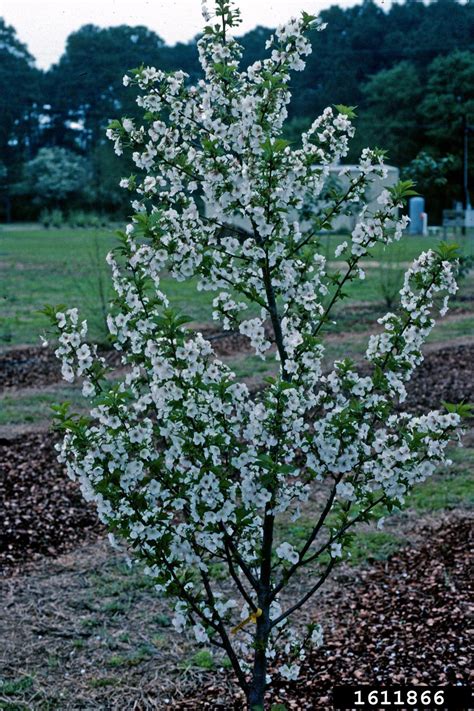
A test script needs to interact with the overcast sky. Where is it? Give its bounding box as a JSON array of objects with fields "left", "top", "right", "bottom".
[{"left": 3, "top": 0, "right": 388, "bottom": 69}]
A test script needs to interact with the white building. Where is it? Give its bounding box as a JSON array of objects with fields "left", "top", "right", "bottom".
[
  {"left": 205, "top": 163, "right": 400, "bottom": 234},
  {"left": 328, "top": 164, "right": 400, "bottom": 232}
]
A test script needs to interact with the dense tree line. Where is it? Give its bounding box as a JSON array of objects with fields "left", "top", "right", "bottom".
[{"left": 0, "top": 0, "right": 473, "bottom": 221}]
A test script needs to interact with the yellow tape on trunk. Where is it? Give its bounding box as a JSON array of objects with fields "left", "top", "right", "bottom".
[{"left": 231, "top": 608, "right": 262, "bottom": 635}]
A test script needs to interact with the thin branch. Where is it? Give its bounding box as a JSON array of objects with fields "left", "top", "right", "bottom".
[
  {"left": 270, "top": 559, "right": 335, "bottom": 628},
  {"left": 222, "top": 529, "right": 259, "bottom": 590},
  {"left": 198, "top": 566, "right": 249, "bottom": 693},
  {"left": 223, "top": 538, "right": 257, "bottom": 610},
  {"left": 270, "top": 474, "right": 342, "bottom": 599},
  {"left": 285, "top": 173, "right": 368, "bottom": 261},
  {"left": 302, "top": 495, "right": 385, "bottom": 567}
]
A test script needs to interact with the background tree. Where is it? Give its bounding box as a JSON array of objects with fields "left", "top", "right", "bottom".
[
  {"left": 401, "top": 151, "right": 457, "bottom": 214},
  {"left": 421, "top": 50, "right": 474, "bottom": 155},
  {"left": 352, "top": 61, "right": 423, "bottom": 166},
  {"left": 44, "top": 25, "right": 166, "bottom": 152},
  {"left": 357, "top": 49, "right": 474, "bottom": 217},
  {"left": 0, "top": 19, "right": 40, "bottom": 220},
  {"left": 17, "top": 146, "right": 91, "bottom": 210},
  {"left": 1, "top": 0, "right": 473, "bottom": 221}
]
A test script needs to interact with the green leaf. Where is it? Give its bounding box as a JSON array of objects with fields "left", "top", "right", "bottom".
[
  {"left": 38, "top": 303, "right": 67, "bottom": 324},
  {"left": 442, "top": 401, "right": 473, "bottom": 418},
  {"left": 334, "top": 104, "right": 357, "bottom": 119},
  {"left": 107, "top": 119, "right": 122, "bottom": 132},
  {"left": 436, "top": 241, "right": 460, "bottom": 261},
  {"left": 256, "top": 453, "right": 275, "bottom": 471},
  {"left": 301, "top": 11, "right": 317, "bottom": 25},
  {"left": 388, "top": 179, "right": 419, "bottom": 203}
]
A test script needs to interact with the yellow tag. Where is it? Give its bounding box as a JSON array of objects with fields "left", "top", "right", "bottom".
[{"left": 231, "top": 608, "right": 262, "bottom": 635}]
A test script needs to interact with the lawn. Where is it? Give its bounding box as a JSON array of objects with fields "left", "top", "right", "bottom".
[
  {"left": 1, "top": 224, "right": 473, "bottom": 349},
  {"left": 0, "top": 225, "right": 214, "bottom": 347}
]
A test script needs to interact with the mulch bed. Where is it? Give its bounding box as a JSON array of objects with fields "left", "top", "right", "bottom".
[
  {"left": 0, "top": 345, "right": 63, "bottom": 389},
  {"left": 404, "top": 343, "right": 474, "bottom": 414},
  {"left": 0, "top": 345, "right": 123, "bottom": 390},
  {"left": 0, "top": 432, "right": 102, "bottom": 575},
  {"left": 0, "top": 332, "right": 251, "bottom": 390},
  {"left": 178, "top": 517, "right": 473, "bottom": 709}
]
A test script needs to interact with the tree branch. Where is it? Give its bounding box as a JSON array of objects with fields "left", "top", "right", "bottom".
[{"left": 270, "top": 559, "right": 335, "bottom": 628}]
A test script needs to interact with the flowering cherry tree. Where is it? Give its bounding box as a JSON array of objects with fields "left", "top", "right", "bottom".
[{"left": 46, "top": 1, "right": 464, "bottom": 708}]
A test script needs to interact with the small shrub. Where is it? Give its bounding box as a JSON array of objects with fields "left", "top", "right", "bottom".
[
  {"left": 377, "top": 241, "right": 406, "bottom": 308},
  {"left": 39, "top": 207, "right": 64, "bottom": 228},
  {"left": 192, "top": 650, "right": 215, "bottom": 670},
  {"left": 66, "top": 210, "right": 110, "bottom": 228}
]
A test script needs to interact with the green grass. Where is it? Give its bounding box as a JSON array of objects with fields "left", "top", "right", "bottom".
[
  {"left": 325, "top": 231, "right": 474, "bottom": 264},
  {"left": 191, "top": 650, "right": 215, "bottom": 670},
  {"left": 0, "top": 677, "right": 34, "bottom": 696},
  {"left": 407, "top": 445, "right": 474, "bottom": 511},
  {"left": 346, "top": 530, "right": 404, "bottom": 565},
  {"left": 427, "top": 314, "right": 474, "bottom": 342},
  {"left": 0, "top": 227, "right": 115, "bottom": 346},
  {"left": 227, "top": 353, "right": 278, "bottom": 380},
  {"left": 107, "top": 645, "right": 153, "bottom": 668},
  {"left": 0, "top": 386, "right": 85, "bottom": 426},
  {"left": 2, "top": 225, "right": 473, "bottom": 349},
  {"left": 408, "top": 469, "right": 474, "bottom": 511},
  {"left": 0, "top": 225, "right": 214, "bottom": 348}
]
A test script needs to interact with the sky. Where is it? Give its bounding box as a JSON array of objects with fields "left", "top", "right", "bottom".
[{"left": 2, "top": 0, "right": 388, "bottom": 70}]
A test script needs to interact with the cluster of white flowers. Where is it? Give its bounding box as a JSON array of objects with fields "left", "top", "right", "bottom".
[
  {"left": 54, "top": 308, "right": 103, "bottom": 396},
  {"left": 52, "top": 1, "right": 463, "bottom": 701}
]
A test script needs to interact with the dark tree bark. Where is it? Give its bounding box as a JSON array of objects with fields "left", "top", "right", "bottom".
[{"left": 247, "top": 610, "right": 270, "bottom": 710}]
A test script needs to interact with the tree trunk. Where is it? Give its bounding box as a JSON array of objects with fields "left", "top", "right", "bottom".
[
  {"left": 247, "top": 612, "right": 269, "bottom": 710},
  {"left": 247, "top": 654, "right": 266, "bottom": 710}
]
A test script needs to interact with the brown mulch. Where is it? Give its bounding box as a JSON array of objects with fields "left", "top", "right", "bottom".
[
  {"left": 178, "top": 517, "right": 473, "bottom": 709},
  {"left": 0, "top": 345, "right": 63, "bottom": 389},
  {"left": 404, "top": 343, "right": 474, "bottom": 413},
  {"left": 0, "top": 345, "right": 124, "bottom": 390},
  {"left": 0, "top": 432, "right": 102, "bottom": 575},
  {"left": 0, "top": 333, "right": 251, "bottom": 390}
]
